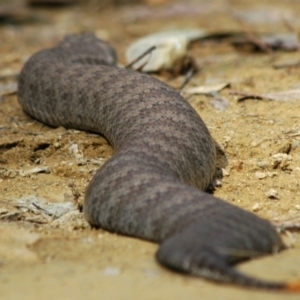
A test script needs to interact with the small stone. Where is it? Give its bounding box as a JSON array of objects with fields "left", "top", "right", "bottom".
[
  {"left": 0, "top": 208, "right": 9, "bottom": 214},
  {"left": 68, "top": 143, "right": 83, "bottom": 159},
  {"left": 252, "top": 203, "right": 261, "bottom": 212},
  {"left": 266, "top": 171, "right": 277, "bottom": 178},
  {"left": 53, "top": 142, "right": 61, "bottom": 149},
  {"left": 221, "top": 168, "right": 229, "bottom": 176},
  {"left": 214, "top": 179, "right": 222, "bottom": 187},
  {"left": 266, "top": 188, "right": 279, "bottom": 199},
  {"left": 256, "top": 160, "right": 269, "bottom": 169},
  {"left": 223, "top": 136, "right": 232, "bottom": 143},
  {"left": 255, "top": 171, "right": 267, "bottom": 179}
]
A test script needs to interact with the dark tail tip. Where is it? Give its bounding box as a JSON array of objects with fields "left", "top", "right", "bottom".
[{"left": 156, "top": 234, "right": 300, "bottom": 292}]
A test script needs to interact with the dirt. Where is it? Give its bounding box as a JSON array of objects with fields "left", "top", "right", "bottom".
[{"left": 0, "top": 0, "right": 300, "bottom": 299}]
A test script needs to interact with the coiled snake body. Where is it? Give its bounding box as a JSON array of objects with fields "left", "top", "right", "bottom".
[{"left": 18, "top": 34, "right": 295, "bottom": 290}]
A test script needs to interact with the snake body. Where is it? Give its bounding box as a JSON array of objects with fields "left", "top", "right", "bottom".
[{"left": 18, "top": 34, "right": 288, "bottom": 289}]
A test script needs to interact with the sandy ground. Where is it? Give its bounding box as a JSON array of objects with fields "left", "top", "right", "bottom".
[{"left": 1, "top": 0, "right": 300, "bottom": 299}]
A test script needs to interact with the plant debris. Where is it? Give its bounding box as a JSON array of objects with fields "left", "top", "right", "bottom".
[
  {"left": 230, "top": 88, "right": 300, "bottom": 102},
  {"left": 125, "top": 29, "right": 207, "bottom": 72}
]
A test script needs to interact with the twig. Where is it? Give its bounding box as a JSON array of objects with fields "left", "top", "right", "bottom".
[
  {"left": 244, "top": 31, "right": 273, "bottom": 53},
  {"left": 228, "top": 89, "right": 264, "bottom": 101},
  {"left": 179, "top": 67, "right": 195, "bottom": 93},
  {"left": 233, "top": 19, "right": 273, "bottom": 53},
  {"left": 32, "top": 202, "right": 54, "bottom": 217},
  {"left": 125, "top": 45, "right": 156, "bottom": 69},
  {"left": 273, "top": 216, "right": 300, "bottom": 232}
]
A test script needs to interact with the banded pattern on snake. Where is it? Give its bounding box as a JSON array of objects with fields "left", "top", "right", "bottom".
[{"left": 17, "top": 33, "right": 300, "bottom": 291}]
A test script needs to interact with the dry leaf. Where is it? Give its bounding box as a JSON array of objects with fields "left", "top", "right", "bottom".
[{"left": 185, "top": 82, "right": 230, "bottom": 95}]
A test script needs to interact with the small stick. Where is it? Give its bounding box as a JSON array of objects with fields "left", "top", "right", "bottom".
[
  {"left": 229, "top": 89, "right": 264, "bottom": 101},
  {"left": 125, "top": 45, "right": 156, "bottom": 69},
  {"left": 234, "top": 18, "right": 273, "bottom": 53},
  {"left": 244, "top": 31, "right": 273, "bottom": 53},
  {"left": 32, "top": 202, "right": 53, "bottom": 217},
  {"left": 273, "top": 216, "right": 300, "bottom": 232},
  {"left": 179, "top": 67, "right": 195, "bottom": 93}
]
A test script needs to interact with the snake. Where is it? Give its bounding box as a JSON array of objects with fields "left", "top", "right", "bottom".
[{"left": 17, "top": 33, "right": 299, "bottom": 291}]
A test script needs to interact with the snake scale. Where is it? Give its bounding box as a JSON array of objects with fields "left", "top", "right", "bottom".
[{"left": 18, "top": 33, "right": 299, "bottom": 291}]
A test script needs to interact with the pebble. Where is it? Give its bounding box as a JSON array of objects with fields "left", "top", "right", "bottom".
[
  {"left": 266, "top": 188, "right": 279, "bottom": 199},
  {"left": 214, "top": 179, "right": 222, "bottom": 187},
  {"left": 68, "top": 143, "right": 83, "bottom": 160},
  {"left": 255, "top": 171, "right": 267, "bottom": 179},
  {"left": 221, "top": 168, "right": 229, "bottom": 176},
  {"left": 256, "top": 160, "right": 269, "bottom": 169},
  {"left": 252, "top": 203, "right": 261, "bottom": 212}
]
